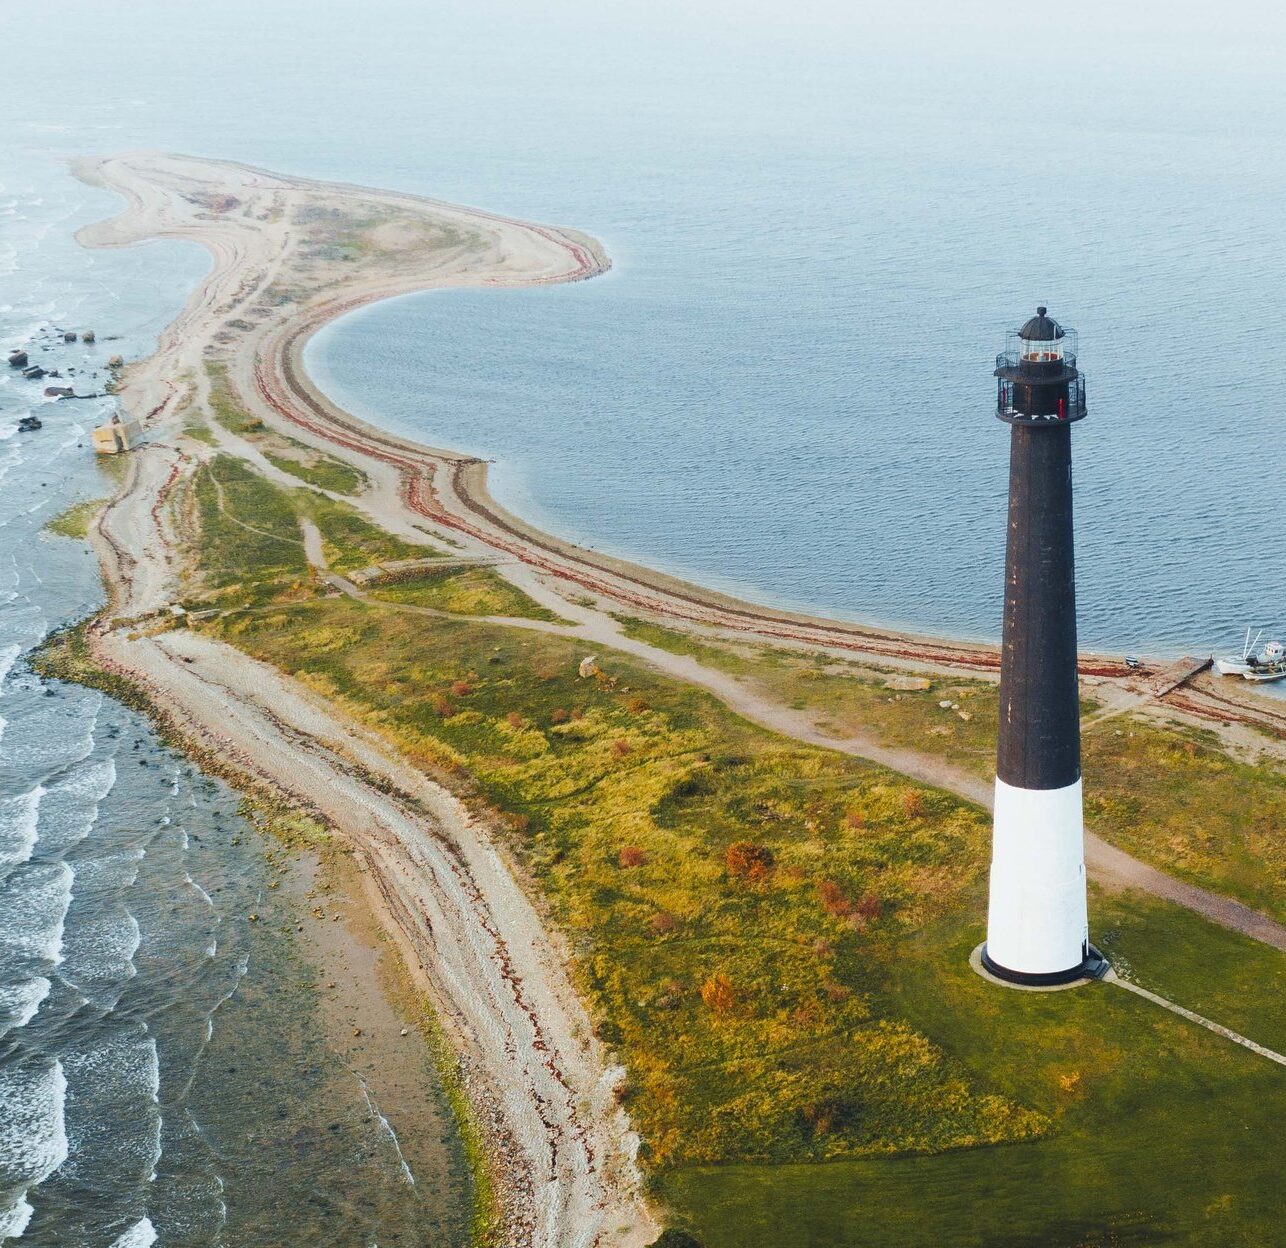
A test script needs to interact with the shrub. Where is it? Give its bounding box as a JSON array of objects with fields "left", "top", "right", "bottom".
[
  {"left": 725, "top": 841, "right": 775, "bottom": 883},
  {"left": 611, "top": 738, "right": 633, "bottom": 758},
  {"left": 853, "top": 893, "right": 882, "bottom": 922},
  {"left": 817, "top": 879, "right": 851, "bottom": 917},
  {"left": 649, "top": 910, "right": 677, "bottom": 935},
  {"left": 651, "top": 1233, "right": 705, "bottom": 1248},
  {"left": 432, "top": 696, "right": 454, "bottom": 718},
  {"left": 901, "top": 789, "right": 926, "bottom": 819},
  {"left": 844, "top": 809, "right": 866, "bottom": 829},
  {"left": 700, "top": 972, "right": 736, "bottom": 1016},
  {"left": 550, "top": 707, "right": 570, "bottom": 724},
  {"left": 451, "top": 680, "right": 473, "bottom": 697},
  {"left": 507, "top": 711, "right": 525, "bottom": 729},
  {"left": 618, "top": 845, "right": 647, "bottom": 868},
  {"left": 626, "top": 694, "right": 651, "bottom": 714}
]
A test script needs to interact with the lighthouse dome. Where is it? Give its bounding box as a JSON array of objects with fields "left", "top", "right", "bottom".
[{"left": 1017, "top": 306, "right": 1064, "bottom": 342}]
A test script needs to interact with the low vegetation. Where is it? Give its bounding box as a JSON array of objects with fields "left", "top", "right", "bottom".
[
  {"left": 45, "top": 497, "right": 106, "bottom": 539},
  {"left": 369, "top": 567, "right": 566, "bottom": 623}
]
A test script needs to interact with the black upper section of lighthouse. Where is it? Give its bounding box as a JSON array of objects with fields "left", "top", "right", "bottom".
[
  {"left": 995, "top": 307, "right": 1086, "bottom": 792},
  {"left": 995, "top": 306, "right": 1087, "bottom": 425}
]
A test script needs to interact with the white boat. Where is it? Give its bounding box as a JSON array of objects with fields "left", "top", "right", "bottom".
[{"left": 1215, "top": 629, "right": 1286, "bottom": 682}]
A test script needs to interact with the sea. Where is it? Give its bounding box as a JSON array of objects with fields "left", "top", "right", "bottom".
[{"left": 2, "top": 0, "right": 1285, "bottom": 1241}]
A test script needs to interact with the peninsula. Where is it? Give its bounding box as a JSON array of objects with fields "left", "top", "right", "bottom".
[{"left": 52, "top": 153, "right": 1286, "bottom": 1248}]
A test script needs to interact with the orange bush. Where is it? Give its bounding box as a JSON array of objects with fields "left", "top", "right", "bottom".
[
  {"left": 844, "top": 809, "right": 866, "bottom": 829},
  {"left": 432, "top": 696, "right": 454, "bottom": 718},
  {"left": 549, "top": 707, "right": 570, "bottom": 724},
  {"left": 901, "top": 789, "right": 926, "bottom": 819},
  {"left": 450, "top": 680, "right": 473, "bottom": 697},
  {"left": 610, "top": 738, "right": 632, "bottom": 758},
  {"left": 700, "top": 972, "right": 737, "bottom": 1016},
  {"left": 506, "top": 711, "right": 524, "bottom": 729},
  {"left": 817, "top": 879, "right": 850, "bottom": 916},
  {"left": 618, "top": 845, "right": 647, "bottom": 868},
  {"left": 625, "top": 695, "right": 651, "bottom": 714},
  {"left": 725, "top": 841, "right": 775, "bottom": 883}
]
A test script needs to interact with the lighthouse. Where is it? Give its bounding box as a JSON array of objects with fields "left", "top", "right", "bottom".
[{"left": 982, "top": 307, "right": 1102, "bottom": 986}]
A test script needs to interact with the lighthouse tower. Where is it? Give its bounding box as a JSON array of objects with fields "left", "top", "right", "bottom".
[{"left": 983, "top": 307, "right": 1100, "bottom": 986}]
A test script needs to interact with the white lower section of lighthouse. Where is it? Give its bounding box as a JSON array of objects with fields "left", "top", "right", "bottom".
[{"left": 985, "top": 777, "right": 1089, "bottom": 978}]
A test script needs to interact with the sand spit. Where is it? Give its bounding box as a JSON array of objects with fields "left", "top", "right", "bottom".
[{"left": 67, "top": 151, "right": 1286, "bottom": 1244}]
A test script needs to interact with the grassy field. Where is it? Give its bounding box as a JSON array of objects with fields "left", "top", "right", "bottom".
[
  {"left": 369, "top": 567, "right": 566, "bottom": 623},
  {"left": 171, "top": 464, "right": 1285, "bottom": 1245},
  {"left": 664, "top": 893, "right": 1286, "bottom": 1247},
  {"left": 615, "top": 617, "right": 1286, "bottom": 925}
]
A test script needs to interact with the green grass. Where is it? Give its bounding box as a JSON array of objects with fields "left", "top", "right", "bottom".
[
  {"left": 662, "top": 894, "right": 1286, "bottom": 1247},
  {"left": 45, "top": 498, "right": 105, "bottom": 539},
  {"left": 207, "top": 361, "right": 264, "bottom": 434},
  {"left": 369, "top": 567, "right": 566, "bottom": 622},
  {"left": 263, "top": 447, "right": 367, "bottom": 495},
  {"left": 293, "top": 492, "right": 441, "bottom": 572}
]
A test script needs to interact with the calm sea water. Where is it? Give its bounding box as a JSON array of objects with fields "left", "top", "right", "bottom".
[{"left": 2, "top": 1, "right": 1285, "bottom": 1237}]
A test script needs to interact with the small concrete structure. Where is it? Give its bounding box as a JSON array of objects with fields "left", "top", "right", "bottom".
[{"left": 91, "top": 413, "right": 144, "bottom": 455}]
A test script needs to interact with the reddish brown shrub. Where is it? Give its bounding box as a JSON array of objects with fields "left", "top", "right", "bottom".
[
  {"left": 811, "top": 937, "right": 834, "bottom": 959},
  {"left": 549, "top": 707, "right": 571, "bottom": 725},
  {"left": 649, "top": 910, "right": 677, "bottom": 935},
  {"left": 508, "top": 813, "right": 531, "bottom": 835},
  {"left": 821, "top": 978, "right": 852, "bottom": 1002},
  {"left": 618, "top": 845, "right": 647, "bottom": 868},
  {"left": 506, "top": 711, "right": 524, "bottom": 729},
  {"left": 432, "top": 696, "right": 455, "bottom": 718},
  {"left": 852, "top": 893, "right": 882, "bottom": 922},
  {"left": 450, "top": 680, "right": 473, "bottom": 697},
  {"left": 817, "top": 879, "right": 850, "bottom": 916},
  {"left": 725, "top": 841, "right": 775, "bottom": 884},
  {"left": 700, "top": 973, "right": 736, "bottom": 1016},
  {"left": 610, "top": 738, "right": 633, "bottom": 758},
  {"left": 625, "top": 695, "right": 651, "bottom": 715},
  {"left": 901, "top": 789, "right": 926, "bottom": 819},
  {"left": 844, "top": 809, "right": 867, "bottom": 829}
]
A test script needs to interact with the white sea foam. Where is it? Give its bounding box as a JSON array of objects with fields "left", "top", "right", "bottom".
[
  {"left": 110, "top": 1217, "right": 157, "bottom": 1248},
  {"left": 0, "top": 976, "right": 50, "bottom": 1036},
  {"left": 0, "top": 1060, "right": 69, "bottom": 1231},
  {"left": 0, "top": 860, "right": 73, "bottom": 966},
  {"left": 0, "top": 785, "right": 45, "bottom": 873},
  {"left": 0, "top": 643, "right": 20, "bottom": 688}
]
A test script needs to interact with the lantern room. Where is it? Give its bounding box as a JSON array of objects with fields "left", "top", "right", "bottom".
[{"left": 994, "top": 306, "right": 1086, "bottom": 424}]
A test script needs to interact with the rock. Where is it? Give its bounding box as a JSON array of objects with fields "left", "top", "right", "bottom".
[
  {"left": 883, "top": 675, "right": 931, "bottom": 692},
  {"left": 63, "top": 331, "right": 77, "bottom": 343},
  {"left": 107, "top": 354, "right": 125, "bottom": 369},
  {"left": 578, "top": 655, "right": 600, "bottom": 679},
  {"left": 957, "top": 710, "right": 973, "bottom": 722},
  {"left": 44, "top": 386, "right": 74, "bottom": 398},
  {"left": 21, "top": 365, "right": 46, "bottom": 380},
  {"left": 938, "top": 700, "right": 953, "bottom": 709},
  {"left": 81, "top": 330, "right": 95, "bottom": 343},
  {"left": 8, "top": 350, "right": 28, "bottom": 368}
]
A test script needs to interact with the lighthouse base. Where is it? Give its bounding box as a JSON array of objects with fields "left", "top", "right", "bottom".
[{"left": 972, "top": 943, "right": 1109, "bottom": 991}]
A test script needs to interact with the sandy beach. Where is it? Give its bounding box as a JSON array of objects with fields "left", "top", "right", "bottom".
[{"left": 64, "top": 152, "right": 1286, "bottom": 1246}]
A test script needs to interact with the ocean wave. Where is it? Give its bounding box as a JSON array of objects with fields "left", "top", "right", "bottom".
[
  {"left": 0, "top": 785, "right": 44, "bottom": 874},
  {"left": 0, "top": 860, "right": 73, "bottom": 966},
  {"left": 0, "top": 644, "right": 20, "bottom": 688},
  {"left": 0, "top": 976, "right": 50, "bottom": 1036},
  {"left": 58, "top": 908, "right": 141, "bottom": 1001},
  {"left": 110, "top": 1217, "right": 157, "bottom": 1248},
  {"left": 36, "top": 757, "right": 117, "bottom": 856},
  {"left": 0, "top": 1060, "right": 68, "bottom": 1235}
]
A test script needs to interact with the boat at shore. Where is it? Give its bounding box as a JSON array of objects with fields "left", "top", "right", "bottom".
[{"left": 1215, "top": 629, "right": 1286, "bottom": 682}]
